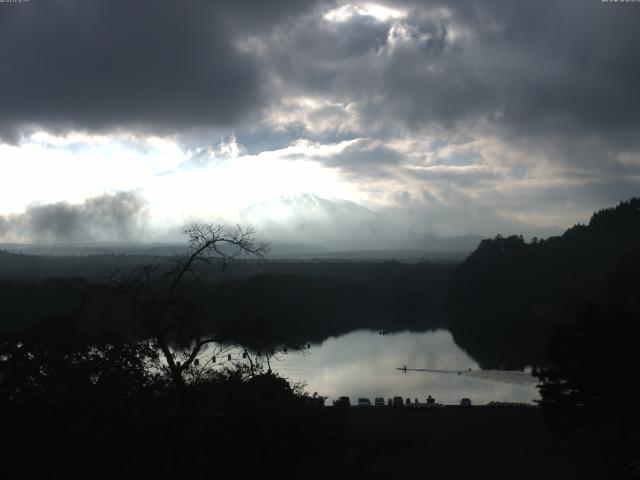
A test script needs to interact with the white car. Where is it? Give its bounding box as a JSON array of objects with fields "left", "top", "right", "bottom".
[
  {"left": 357, "top": 397, "right": 371, "bottom": 407},
  {"left": 374, "top": 397, "right": 386, "bottom": 407}
]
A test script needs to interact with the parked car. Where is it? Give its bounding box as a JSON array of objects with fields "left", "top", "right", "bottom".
[
  {"left": 460, "top": 398, "right": 472, "bottom": 407},
  {"left": 374, "top": 397, "right": 386, "bottom": 407},
  {"left": 333, "top": 396, "right": 351, "bottom": 408},
  {"left": 392, "top": 396, "right": 404, "bottom": 407},
  {"left": 357, "top": 398, "right": 371, "bottom": 407}
]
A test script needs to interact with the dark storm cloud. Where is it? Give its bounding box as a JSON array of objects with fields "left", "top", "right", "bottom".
[
  {"left": 0, "top": 0, "right": 327, "bottom": 143},
  {"left": 323, "top": 138, "right": 404, "bottom": 175},
  {"left": 407, "top": 165, "right": 500, "bottom": 188},
  {"left": 455, "top": 0, "right": 640, "bottom": 139},
  {"left": 257, "top": 0, "right": 640, "bottom": 141},
  {"left": 5, "top": 0, "right": 638, "bottom": 150},
  {"left": 279, "top": 137, "right": 404, "bottom": 177},
  {"left": 2, "top": 0, "right": 639, "bottom": 232},
  {"left": 0, "top": 192, "right": 148, "bottom": 243},
  {"left": 420, "top": 0, "right": 640, "bottom": 138},
  {"left": 3, "top": 0, "right": 640, "bottom": 148}
]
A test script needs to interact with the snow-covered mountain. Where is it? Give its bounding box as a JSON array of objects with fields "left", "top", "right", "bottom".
[{"left": 238, "top": 193, "right": 410, "bottom": 251}]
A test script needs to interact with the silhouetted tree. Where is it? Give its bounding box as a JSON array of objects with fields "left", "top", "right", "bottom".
[
  {"left": 534, "top": 254, "right": 640, "bottom": 478},
  {"left": 535, "top": 304, "right": 639, "bottom": 433},
  {"left": 103, "top": 223, "right": 268, "bottom": 389},
  {"left": 0, "top": 324, "right": 347, "bottom": 479},
  {"left": 0, "top": 326, "right": 161, "bottom": 407}
]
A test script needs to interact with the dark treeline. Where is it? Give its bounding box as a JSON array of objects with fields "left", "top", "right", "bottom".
[
  {"left": 0, "top": 259, "right": 453, "bottom": 344},
  {"left": 447, "top": 197, "right": 640, "bottom": 369},
  {"left": 210, "top": 262, "right": 451, "bottom": 346},
  {"left": 0, "top": 248, "right": 263, "bottom": 280},
  {"left": 440, "top": 197, "right": 640, "bottom": 472},
  {"left": 0, "top": 325, "right": 356, "bottom": 479},
  {"left": 533, "top": 218, "right": 640, "bottom": 474}
]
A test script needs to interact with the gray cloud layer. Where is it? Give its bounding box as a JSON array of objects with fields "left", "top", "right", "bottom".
[
  {"left": 254, "top": 1, "right": 640, "bottom": 141},
  {"left": 0, "top": 192, "right": 148, "bottom": 243},
  {"left": 2, "top": 0, "right": 639, "bottom": 239},
  {"left": 4, "top": 0, "right": 639, "bottom": 143},
  {"left": 247, "top": 0, "right": 640, "bottom": 221},
  {"left": 0, "top": 0, "right": 327, "bottom": 143}
]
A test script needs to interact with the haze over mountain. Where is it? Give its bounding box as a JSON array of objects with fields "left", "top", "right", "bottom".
[
  {"left": 1, "top": 1, "right": 638, "bottom": 247},
  {"left": 0, "top": 191, "right": 486, "bottom": 256},
  {"left": 240, "top": 193, "right": 495, "bottom": 256},
  {"left": 240, "top": 193, "right": 417, "bottom": 252},
  {"left": 0, "top": 189, "right": 562, "bottom": 258}
]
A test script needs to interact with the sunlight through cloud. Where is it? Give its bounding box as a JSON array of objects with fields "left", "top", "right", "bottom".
[{"left": 323, "top": 3, "right": 407, "bottom": 22}]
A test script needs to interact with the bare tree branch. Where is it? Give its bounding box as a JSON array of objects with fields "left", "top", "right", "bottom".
[{"left": 99, "top": 223, "right": 268, "bottom": 389}]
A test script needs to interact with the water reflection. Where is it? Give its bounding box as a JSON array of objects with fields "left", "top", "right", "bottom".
[
  {"left": 273, "top": 329, "right": 540, "bottom": 405},
  {"left": 402, "top": 368, "right": 537, "bottom": 386}
]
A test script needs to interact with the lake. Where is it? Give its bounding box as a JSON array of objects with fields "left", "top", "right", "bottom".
[{"left": 272, "top": 329, "right": 539, "bottom": 406}]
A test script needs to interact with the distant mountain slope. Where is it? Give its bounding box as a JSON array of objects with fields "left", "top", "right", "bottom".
[
  {"left": 239, "top": 193, "right": 481, "bottom": 254},
  {"left": 0, "top": 193, "right": 482, "bottom": 257},
  {"left": 446, "top": 197, "right": 640, "bottom": 370},
  {"left": 239, "top": 193, "right": 407, "bottom": 251}
]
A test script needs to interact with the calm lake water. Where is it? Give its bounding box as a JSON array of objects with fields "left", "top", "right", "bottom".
[{"left": 271, "top": 329, "right": 540, "bottom": 406}]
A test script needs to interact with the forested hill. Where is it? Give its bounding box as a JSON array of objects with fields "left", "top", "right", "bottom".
[{"left": 446, "top": 197, "right": 640, "bottom": 370}]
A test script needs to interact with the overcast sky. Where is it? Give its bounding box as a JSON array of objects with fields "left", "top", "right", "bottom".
[{"left": 1, "top": 0, "right": 639, "bottom": 245}]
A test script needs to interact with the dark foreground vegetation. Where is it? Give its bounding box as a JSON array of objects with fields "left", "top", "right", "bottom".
[
  {"left": 1, "top": 198, "right": 640, "bottom": 477},
  {"left": 0, "top": 325, "right": 621, "bottom": 479},
  {"left": 344, "top": 407, "right": 608, "bottom": 479},
  {"left": 0, "top": 327, "right": 348, "bottom": 479},
  {"left": 1, "top": 323, "right": 624, "bottom": 480}
]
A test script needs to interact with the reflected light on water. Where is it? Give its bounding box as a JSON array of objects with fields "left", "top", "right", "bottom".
[{"left": 273, "top": 329, "right": 540, "bottom": 405}]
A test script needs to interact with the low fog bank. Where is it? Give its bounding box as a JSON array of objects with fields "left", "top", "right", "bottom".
[
  {"left": 0, "top": 241, "right": 476, "bottom": 261},
  {"left": 0, "top": 192, "right": 558, "bottom": 256}
]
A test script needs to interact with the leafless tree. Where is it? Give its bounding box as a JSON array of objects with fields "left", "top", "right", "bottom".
[
  {"left": 103, "top": 223, "right": 269, "bottom": 389},
  {"left": 216, "top": 312, "right": 311, "bottom": 376}
]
